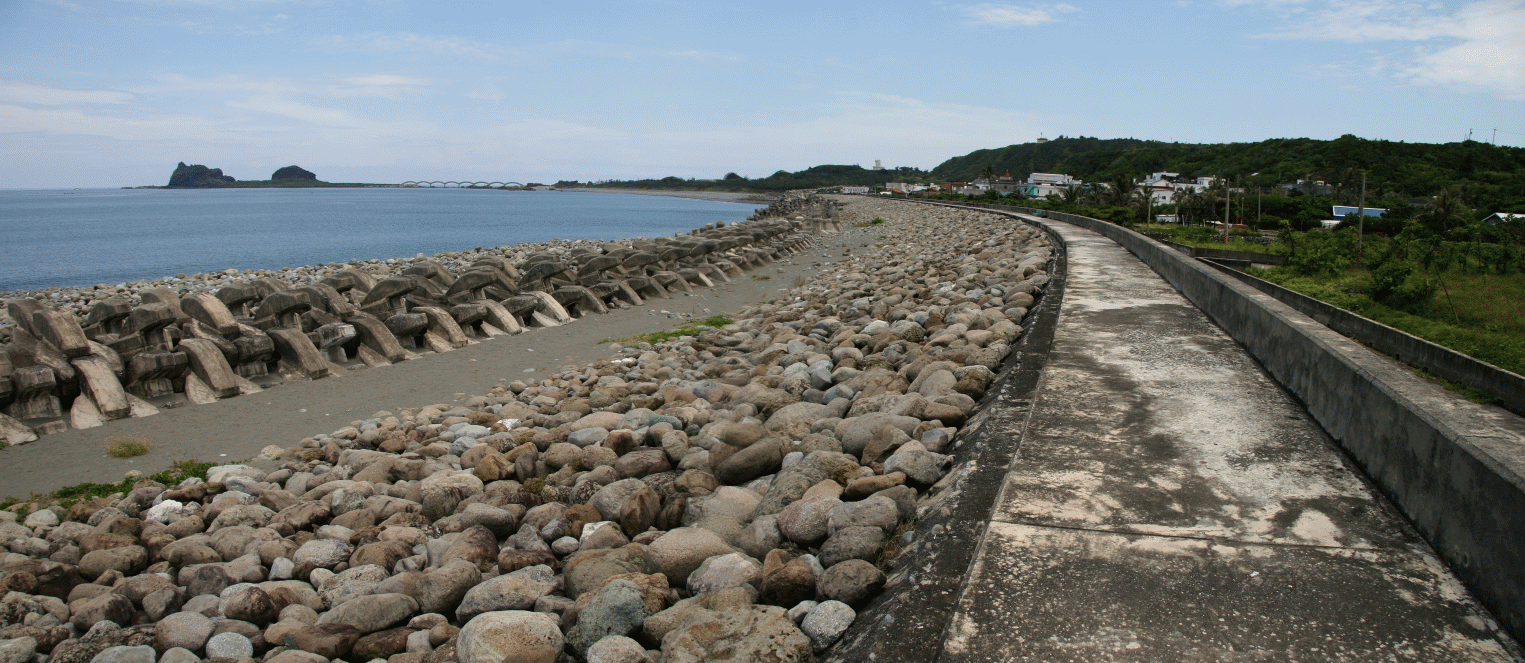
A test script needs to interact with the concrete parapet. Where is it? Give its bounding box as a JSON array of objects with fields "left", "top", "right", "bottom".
[{"left": 1200, "top": 258, "right": 1525, "bottom": 417}]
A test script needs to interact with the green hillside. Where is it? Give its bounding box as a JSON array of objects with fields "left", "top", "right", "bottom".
[
  {"left": 932, "top": 135, "right": 1525, "bottom": 211},
  {"left": 930, "top": 137, "right": 1165, "bottom": 181}
]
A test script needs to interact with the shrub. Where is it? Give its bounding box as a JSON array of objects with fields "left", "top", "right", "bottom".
[
  {"left": 1369, "top": 259, "right": 1437, "bottom": 311},
  {"left": 105, "top": 435, "right": 151, "bottom": 458}
]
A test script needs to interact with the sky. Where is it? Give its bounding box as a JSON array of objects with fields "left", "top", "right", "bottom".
[{"left": 1, "top": 0, "right": 1522, "bottom": 188}]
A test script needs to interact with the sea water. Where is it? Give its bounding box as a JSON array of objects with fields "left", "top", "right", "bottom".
[{"left": 0, "top": 188, "right": 764, "bottom": 293}]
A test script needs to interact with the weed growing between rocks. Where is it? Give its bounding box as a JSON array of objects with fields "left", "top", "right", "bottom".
[
  {"left": 603, "top": 314, "right": 736, "bottom": 346},
  {"left": 105, "top": 435, "right": 151, "bottom": 458}
]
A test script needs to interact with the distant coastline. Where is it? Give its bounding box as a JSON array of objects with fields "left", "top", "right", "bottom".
[{"left": 128, "top": 181, "right": 396, "bottom": 190}]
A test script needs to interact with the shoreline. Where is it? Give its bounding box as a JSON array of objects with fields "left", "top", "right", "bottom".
[
  {"left": 0, "top": 226, "right": 870, "bottom": 500},
  {"left": 572, "top": 187, "right": 780, "bottom": 205},
  {"left": 0, "top": 191, "right": 767, "bottom": 316}
]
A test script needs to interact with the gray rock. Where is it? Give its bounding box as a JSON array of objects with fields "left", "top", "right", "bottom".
[
  {"left": 883, "top": 448, "right": 952, "bottom": 486},
  {"left": 787, "top": 600, "right": 817, "bottom": 624},
  {"left": 826, "top": 495, "right": 900, "bottom": 535},
  {"left": 837, "top": 414, "right": 919, "bottom": 456},
  {"left": 586, "top": 634, "right": 649, "bottom": 663},
  {"left": 508, "top": 523, "right": 551, "bottom": 553},
  {"left": 71, "top": 594, "right": 132, "bottom": 631},
  {"left": 681, "top": 486, "right": 760, "bottom": 545},
  {"left": 456, "top": 610, "right": 564, "bottom": 663},
  {"left": 0, "top": 636, "right": 36, "bottom": 663},
  {"left": 292, "top": 538, "right": 353, "bottom": 568},
  {"left": 568, "top": 427, "right": 609, "bottom": 447},
  {"left": 660, "top": 605, "right": 811, "bottom": 663},
  {"left": 818, "top": 526, "right": 886, "bottom": 568},
  {"left": 455, "top": 564, "right": 559, "bottom": 622},
  {"left": 318, "top": 563, "right": 389, "bottom": 609},
  {"left": 379, "top": 558, "right": 481, "bottom": 615},
  {"left": 220, "top": 585, "right": 277, "bottom": 625},
  {"left": 645, "top": 527, "right": 735, "bottom": 586},
  {"left": 317, "top": 593, "right": 419, "bottom": 634},
  {"left": 568, "top": 580, "right": 650, "bottom": 654},
  {"left": 590, "top": 479, "right": 648, "bottom": 522},
  {"left": 687, "top": 552, "right": 762, "bottom": 596},
  {"left": 88, "top": 645, "right": 155, "bottom": 663},
  {"left": 816, "top": 559, "right": 884, "bottom": 606},
  {"left": 777, "top": 495, "right": 840, "bottom": 544},
  {"left": 801, "top": 600, "right": 855, "bottom": 652},
  {"left": 203, "top": 632, "right": 252, "bottom": 660},
  {"left": 735, "top": 514, "right": 782, "bottom": 560},
  {"left": 156, "top": 648, "right": 197, "bottom": 663}
]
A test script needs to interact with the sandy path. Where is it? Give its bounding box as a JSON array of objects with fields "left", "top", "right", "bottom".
[{"left": 0, "top": 228, "right": 876, "bottom": 500}]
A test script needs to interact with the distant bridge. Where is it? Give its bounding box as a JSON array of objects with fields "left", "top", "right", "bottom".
[{"left": 400, "top": 181, "right": 527, "bottom": 189}]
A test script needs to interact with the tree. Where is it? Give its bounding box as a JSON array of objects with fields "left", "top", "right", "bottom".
[
  {"left": 1106, "top": 173, "right": 1138, "bottom": 207},
  {"left": 1419, "top": 186, "right": 1468, "bottom": 235},
  {"left": 723, "top": 172, "right": 743, "bottom": 180}
]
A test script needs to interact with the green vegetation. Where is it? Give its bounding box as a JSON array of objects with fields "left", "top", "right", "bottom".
[
  {"left": 931, "top": 134, "right": 1525, "bottom": 213},
  {"left": 854, "top": 217, "right": 887, "bottom": 228},
  {"left": 601, "top": 314, "right": 735, "bottom": 345},
  {"left": 588, "top": 164, "right": 930, "bottom": 193},
  {"left": 3, "top": 458, "right": 218, "bottom": 510},
  {"left": 105, "top": 435, "right": 151, "bottom": 458},
  {"left": 1246, "top": 224, "right": 1525, "bottom": 379}
]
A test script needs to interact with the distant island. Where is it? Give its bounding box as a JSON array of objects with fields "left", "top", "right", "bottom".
[{"left": 154, "top": 162, "right": 388, "bottom": 188}]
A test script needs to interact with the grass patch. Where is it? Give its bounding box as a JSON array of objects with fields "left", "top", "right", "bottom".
[
  {"left": 852, "top": 217, "right": 887, "bottom": 228},
  {"left": 752, "top": 275, "right": 771, "bottom": 281},
  {"left": 5, "top": 458, "right": 217, "bottom": 510},
  {"left": 600, "top": 314, "right": 735, "bottom": 345},
  {"left": 1250, "top": 266, "right": 1525, "bottom": 377},
  {"left": 105, "top": 435, "right": 151, "bottom": 458}
]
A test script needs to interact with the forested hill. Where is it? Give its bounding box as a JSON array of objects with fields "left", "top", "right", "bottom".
[
  {"left": 930, "top": 137, "right": 1165, "bottom": 181},
  {"left": 932, "top": 135, "right": 1525, "bottom": 210},
  {"left": 588, "top": 164, "right": 930, "bottom": 192}
]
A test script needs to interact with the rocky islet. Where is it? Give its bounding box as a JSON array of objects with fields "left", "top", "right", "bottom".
[{"left": 0, "top": 194, "right": 1054, "bottom": 662}]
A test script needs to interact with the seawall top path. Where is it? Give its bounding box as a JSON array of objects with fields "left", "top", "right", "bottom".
[{"left": 939, "top": 217, "right": 1517, "bottom": 660}]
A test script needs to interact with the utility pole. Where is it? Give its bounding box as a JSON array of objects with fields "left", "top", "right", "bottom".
[
  {"left": 1221, "top": 176, "right": 1230, "bottom": 244},
  {"left": 1356, "top": 171, "right": 1367, "bottom": 266}
]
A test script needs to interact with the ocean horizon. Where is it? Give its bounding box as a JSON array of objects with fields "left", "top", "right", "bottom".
[{"left": 0, "top": 187, "right": 765, "bottom": 294}]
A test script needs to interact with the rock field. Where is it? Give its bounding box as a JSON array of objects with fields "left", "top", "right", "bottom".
[{"left": 0, "top": 195, "right": 1054, "bottom": 663}]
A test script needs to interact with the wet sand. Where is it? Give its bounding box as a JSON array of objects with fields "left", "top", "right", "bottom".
[{"left": 0, "top": 228, "right": 878, "bottom": 500}]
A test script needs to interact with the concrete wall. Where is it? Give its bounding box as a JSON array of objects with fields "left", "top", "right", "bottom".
[
  {"left": 922, "top": 200, "right": 1525, "bottom": 642},
  {"left": 1200, "top": 258, "right": 1525, "bottom": 417},
  {"left": 1157, "top": 239, "right": 1286, "bottom": 265}
]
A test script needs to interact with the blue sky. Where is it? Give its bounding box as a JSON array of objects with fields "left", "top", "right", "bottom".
[{"left": 1, "top": 0, "right": 1521, "bottom": 188}]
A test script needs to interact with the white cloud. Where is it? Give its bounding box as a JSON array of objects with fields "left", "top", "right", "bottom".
[
  {"left": 1241, "top": 0, "right": 1525, "bottom": 100},
  {"left": 962, "top": 3, "right": 1078, "bottom": 26},
  {"left": 0, "top": 80, "right": 133, "bottom": 105},
  {"left": 326, "top": 32, "right": 503, "bottom": 60},
  {"left": 342, "top": 74, "right": 431, "bottom": 88},
  {"left": 518, "top": 39, "right": 741, "bottom": 63}
]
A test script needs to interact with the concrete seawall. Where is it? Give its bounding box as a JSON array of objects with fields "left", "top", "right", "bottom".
[
  {"left": 1199, "top": 258, "right": 1525, "bottom": 417},
  {"left": 995, "top": 204, "right": 1525, "bottom": 642}
]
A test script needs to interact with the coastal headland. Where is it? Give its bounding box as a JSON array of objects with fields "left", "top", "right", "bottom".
[{"left": 145, "top": 162, "right": 390, "bottom": 189}]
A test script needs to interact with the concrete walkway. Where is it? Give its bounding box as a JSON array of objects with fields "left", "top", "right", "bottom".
[{"left": 935, "top": 218, "right": 1517, "bottom": 661}]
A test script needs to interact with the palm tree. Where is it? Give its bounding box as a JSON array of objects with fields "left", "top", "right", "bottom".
[
  {"left": 1420, "top": 186, "right": 1467, "bottom": 234},
  {"left": 1060, "top": 184, "right": 1084, "bottom": 206},
  {"left": 1101, "top": 174, "right": 1133, "bottom": 207}
]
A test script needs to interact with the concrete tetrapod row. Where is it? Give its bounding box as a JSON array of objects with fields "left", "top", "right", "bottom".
[
  {"left": 0, "top": 195, "right": 1054, "bottom": 663},
  {"left": 0, "top": 218, "right": 816, "bottom": 446}
]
